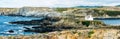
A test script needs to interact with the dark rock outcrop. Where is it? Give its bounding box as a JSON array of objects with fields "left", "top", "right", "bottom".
[
  {"left": 23, "top": 25, "right": 76, "bottom": 33},
  {"left": 9, "top": 17, "right": 61, "bottom": 25},
  {"left": 8, "top": 30, "right": 14, "bottom": 33},
  {"left": 9, "top": 17, "right": 65, "bottom": 33}
]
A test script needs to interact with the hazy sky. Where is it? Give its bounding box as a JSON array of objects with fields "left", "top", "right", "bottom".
[{"left": 0, "top": 0, "right": 120, "bottom": 7}]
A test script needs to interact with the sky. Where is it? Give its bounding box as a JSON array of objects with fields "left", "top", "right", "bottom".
[{"left": 0, "top": 0, "right": 120, "bottom": 8}]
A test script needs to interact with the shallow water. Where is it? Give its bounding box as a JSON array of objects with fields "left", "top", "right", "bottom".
[
  {"left": 98, "top": 19, "right": 120, "bottom": 26},
  {"left": 0, "top": 15, "right": 41, "bottom": 36}
]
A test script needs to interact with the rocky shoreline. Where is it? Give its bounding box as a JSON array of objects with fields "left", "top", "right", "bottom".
[
  {"left": 7, "top": 16, "right": 106, "bottom": 33},
  {"left": 0, "top": 28, "right": 120, "bottom": 39},
  {"left": 0, "top": 7, "right": 120, "bottom": 39},
  {"left": 8, "top": 17, "right": 80, "bottom": 33}
]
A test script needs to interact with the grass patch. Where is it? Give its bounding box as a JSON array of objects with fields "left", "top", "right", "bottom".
[{"left": 55, "top": 8, "right": 68, "bottom": 12}]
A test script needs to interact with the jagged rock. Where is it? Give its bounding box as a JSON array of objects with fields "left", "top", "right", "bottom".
[
  {"left": 23, "top": 25, "right": 79, "bottom": 33},
  {"left": 8, "top": 30, "right": 14, "bottom": 33},
  {"left": 23, "top": 26, "right": 55, "bottom": 33},
  {"left": 9, "top": 17, "right": 61, "bottom": 25}
]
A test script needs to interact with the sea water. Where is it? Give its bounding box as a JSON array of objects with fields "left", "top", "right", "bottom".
[
  {"left": 100, "top": 19, "right": 120, "bottom": 26},
  {"left": 0, "top": 15, "right": 41, "bottom": 36}
]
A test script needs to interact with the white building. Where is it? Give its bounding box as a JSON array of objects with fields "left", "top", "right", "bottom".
[{"left": 85, "top": 15, "right": 93, "bottom": 20}]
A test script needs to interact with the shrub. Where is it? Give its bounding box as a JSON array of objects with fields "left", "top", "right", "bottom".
[
  {"left": 88, "top": 31, "right": 94, "bottom": 38},
  {"left": 78, "top": 32, "right": 81, "bottom": 36},
  {"left": 82, "top": 21, "right": 90, "bottom": 27},
  {"left": 105, "top": 10, "right": 120, "bottom": 16},
  {"left": 72, "top": 31, "right": 77, "bottom": 34}
]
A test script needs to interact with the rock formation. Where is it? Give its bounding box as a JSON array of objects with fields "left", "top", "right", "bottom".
[{"left": 0, "top": 7, "right": 62, "bottom": 18}]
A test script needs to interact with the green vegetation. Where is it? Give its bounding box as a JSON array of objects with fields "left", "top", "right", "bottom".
[
  {"left": 105, "top": 10, "right": 120, "bottom": 16},
  {"left": 55, "top": 8, "right": 68, "bottom": 12},
  {"left": 81, "top": 20, "right": 105, "bottom": 27},
  {"left": 92, "top": 9, "right": 120, "bottom": 16},
  {"left": 92, "top": 9, "right": 105, "bottom": 17},
  {"left": 78, "top": 32, "right": 81, "bottom": 36},
  {"left": 71, "top": 30, "right": 78, "bottom": 34},
  {"left": 82, "top": 21, "right": 90, "bottom": 27},
  {"left": 76, "top": 21, "right": 80, "bottom": 24},
  {"left": 88, "top": 31, "right": 94, "bottom": 38}
]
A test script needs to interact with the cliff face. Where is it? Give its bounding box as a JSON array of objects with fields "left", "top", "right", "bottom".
[
  {"left": 0, "top": 8, "right": 20, "bottom": 15},
  {"left": 1, "top": 7, "right": 120, "bottom": 18},
  {"left": 19, "top": 7, "right": 61, "bottom": 17},
  {"left": 0, "top": 7, "right": 61, "bottom": 17}
]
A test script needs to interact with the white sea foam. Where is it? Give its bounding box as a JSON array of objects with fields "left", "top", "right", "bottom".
[{"left": 4, "top": 22, "right": 10, "bottom": 24}]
